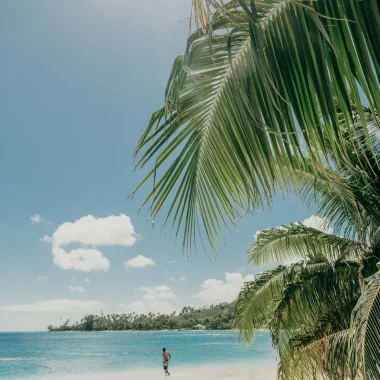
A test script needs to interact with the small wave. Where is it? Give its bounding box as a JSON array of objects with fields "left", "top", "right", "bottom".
[
  {"left": 0, "top": 357, "right": 30, "bottom": 362},
  {"left": 69, "top": 353, "right": 110, "bottom": 356}
]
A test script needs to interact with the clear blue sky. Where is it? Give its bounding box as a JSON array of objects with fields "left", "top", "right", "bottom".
[{"left": 0, "top": 0, "right": 312, "bottom": 331}]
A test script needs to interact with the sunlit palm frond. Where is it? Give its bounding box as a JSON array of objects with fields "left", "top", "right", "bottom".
[
  {"left": 134, "top": 0, "right": 380, "bottom": 252},
  {"left": 248, "top": 223, "right": 367, "bottom": 266}
]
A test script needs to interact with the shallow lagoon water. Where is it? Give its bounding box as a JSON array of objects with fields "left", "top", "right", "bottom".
[{"left": 0, "top": 330, "right": 276, "bottom": 379}]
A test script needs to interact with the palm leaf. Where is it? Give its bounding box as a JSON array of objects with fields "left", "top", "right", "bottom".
[
  {"left": 349, "top": 271, "right": 380, "bottom": 380},
  {"left": 235, "top": 264, "right": 289, "bottom": 342},
  {"left": 286, "top": 157, "right": 377, "bottom": 241},
  {"left": 271, "top": 263, "right": 360, "bottom": 379},
  {"left": 249, "top": 223, "right": 367, "bottom": 266},
  {"left": 235, "top": 260, "right": 360, "bottom": 344},
  {"left": 270, "top": 261, "right": 360, "bottom": 335},
  {"left": 134, "top": 0, "right": 380, "bottom": 252},
  {"left": 278, "top": 99, "right": 380, "bottom": 242},
  {"left": 294, "top": 330, "right": 353, "bottom": 380}
]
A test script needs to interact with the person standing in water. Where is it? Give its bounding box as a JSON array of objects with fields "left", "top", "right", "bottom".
[{"left": 162, "top": 348, "right": 171, "bottom": 376}]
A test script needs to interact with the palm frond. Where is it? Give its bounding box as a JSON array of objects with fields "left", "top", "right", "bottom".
[
  {"left": 249, "top": 223, "right": 367, "bottom": 266},
  {"left": 270, "top": 261, "right": 359, "bottom": 335},
  {"left": 134, "top": 0, "right": 380, "bottom": 252},
  {"left": 349, "top": 271, "right": 380, "bottom": 380},
  {"left": 294, "top": 330, "right": 353, "bottom": 380},
  {"left": 235, "top": 260, "right": 360, "bottom": 344},
  {"left": 287, "top": 159, "right": 370, "bottom": 240},
  {"left": 235, "top": 264, "right": 289, "bottom": 342},
  {"left": 271, "top": 263, "right": 360, "bottom": 379}
]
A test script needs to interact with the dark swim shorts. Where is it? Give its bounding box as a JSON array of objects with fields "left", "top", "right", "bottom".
[{"left": 163, "top": 361, "right": 169, "bottom": 370}]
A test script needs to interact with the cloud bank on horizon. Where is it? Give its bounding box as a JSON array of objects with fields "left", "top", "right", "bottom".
[{"left": 0, "top": 299, "right": 104, "bottom": 313}]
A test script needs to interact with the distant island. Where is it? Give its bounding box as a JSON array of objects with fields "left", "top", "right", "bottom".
[{"left": 47, "top": 303, "right": 234, "bottom": 332}]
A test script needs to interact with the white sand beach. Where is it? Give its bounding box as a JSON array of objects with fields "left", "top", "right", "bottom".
[{"left": 39, "top": 362, "right": 277, "bottom": 380}]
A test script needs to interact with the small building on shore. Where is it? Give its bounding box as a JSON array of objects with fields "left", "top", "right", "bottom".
[{"left": 192, "top": 324, "right": 207, "bottom": 330}]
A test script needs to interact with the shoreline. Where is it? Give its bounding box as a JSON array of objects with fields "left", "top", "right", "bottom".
[
  {"left": 52, "top": 329, "right": 270, "bottom": 332},
  {"left": 36, "top": 361, "right": 277, "bottom": 380}
]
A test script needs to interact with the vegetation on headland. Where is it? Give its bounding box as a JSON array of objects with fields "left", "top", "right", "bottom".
[
  {"left": 47, "top": 303, "right": 235, "bottom": 332},
  {"left": 133, "top": 0, "right": 380, "bottom": 378}
]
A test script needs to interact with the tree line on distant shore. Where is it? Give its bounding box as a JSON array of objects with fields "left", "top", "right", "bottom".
[{"left": 47, "top": 303, "right": 234, "bottom": 332}]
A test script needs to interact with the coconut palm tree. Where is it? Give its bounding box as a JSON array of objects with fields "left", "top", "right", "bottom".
[
  {"left": 133, "top": 0, "right": 380, "bottom": 253},
  {"left": 233, "top": 97, "right": 380, "bottom": 378},
  {"left": 233, "top": 100, "right": 380, "bottom": 377},
  {"left": 133, "top": 1, "right": 380, "bottom": 377},
  {"left": 235, "top": 221, "right": 380, "bottom": 379}
]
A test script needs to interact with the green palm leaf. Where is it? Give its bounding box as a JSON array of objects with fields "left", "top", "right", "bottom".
[
  {"left": 234, "top": 264, "right": 289, "bottom": 342},
  {"left": 235, "top": 260, "right": 360, "bottom": 343},
  {"left": 349, "top": 271, "right": 380, "bottom": 380},
  {"left": 134, "top": 0, "right": 380, "bottom": 252},
  {"left": 273, "top": 264, "right": 360, "bottom": 379},
  {"left": 249, "top": 223, "right": 367, "bottom": 266}
]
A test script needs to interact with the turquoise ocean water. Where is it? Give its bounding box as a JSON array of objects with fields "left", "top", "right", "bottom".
[{"left": 0, "top": 331, "right": 275, "bottom": 379}]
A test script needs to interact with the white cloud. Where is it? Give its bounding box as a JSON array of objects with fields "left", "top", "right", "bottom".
[
  {"left": 30, "top": 214, "right": 41, "bottom": 223},
  {"left": 53, "top": 246, "right": 110, "bottom": 272},
  {"left": 69, "top": 286, "right": 85, "bottom": 292},
  {"left": 137, "top": 285, "right": 176, "bottom": 301},
  {"left": 50, "top": 214, "right": 137, "bottom": 272},
  {"left": 119, "top": 285, "right": 177, "bottom": 315},
  {"left": 124, "top": 255, "right": 155, "bottom": 269},
  {"left": 84, "top": 278, "right": 90, "bottom": 283},
  {"left": 39, "top": 235, "right": 53, "bottom": 243},
  {"left": 37, "top": 276, "right": 47, "bottom": 281},
  {"left": 302, "top": 215, "right": 333, "bottom": 234},
  {"left": 167, "top": 277, "right": 186, "bottom": 282},
  {"left": 53, "top": 214, "right": 137, "bottom": 247},
  {"left": 0, "top": 299, "right": 104, "bottom": 313},
  {"left": 195, "top": 272, "right": 255, "bottom": 305}
]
